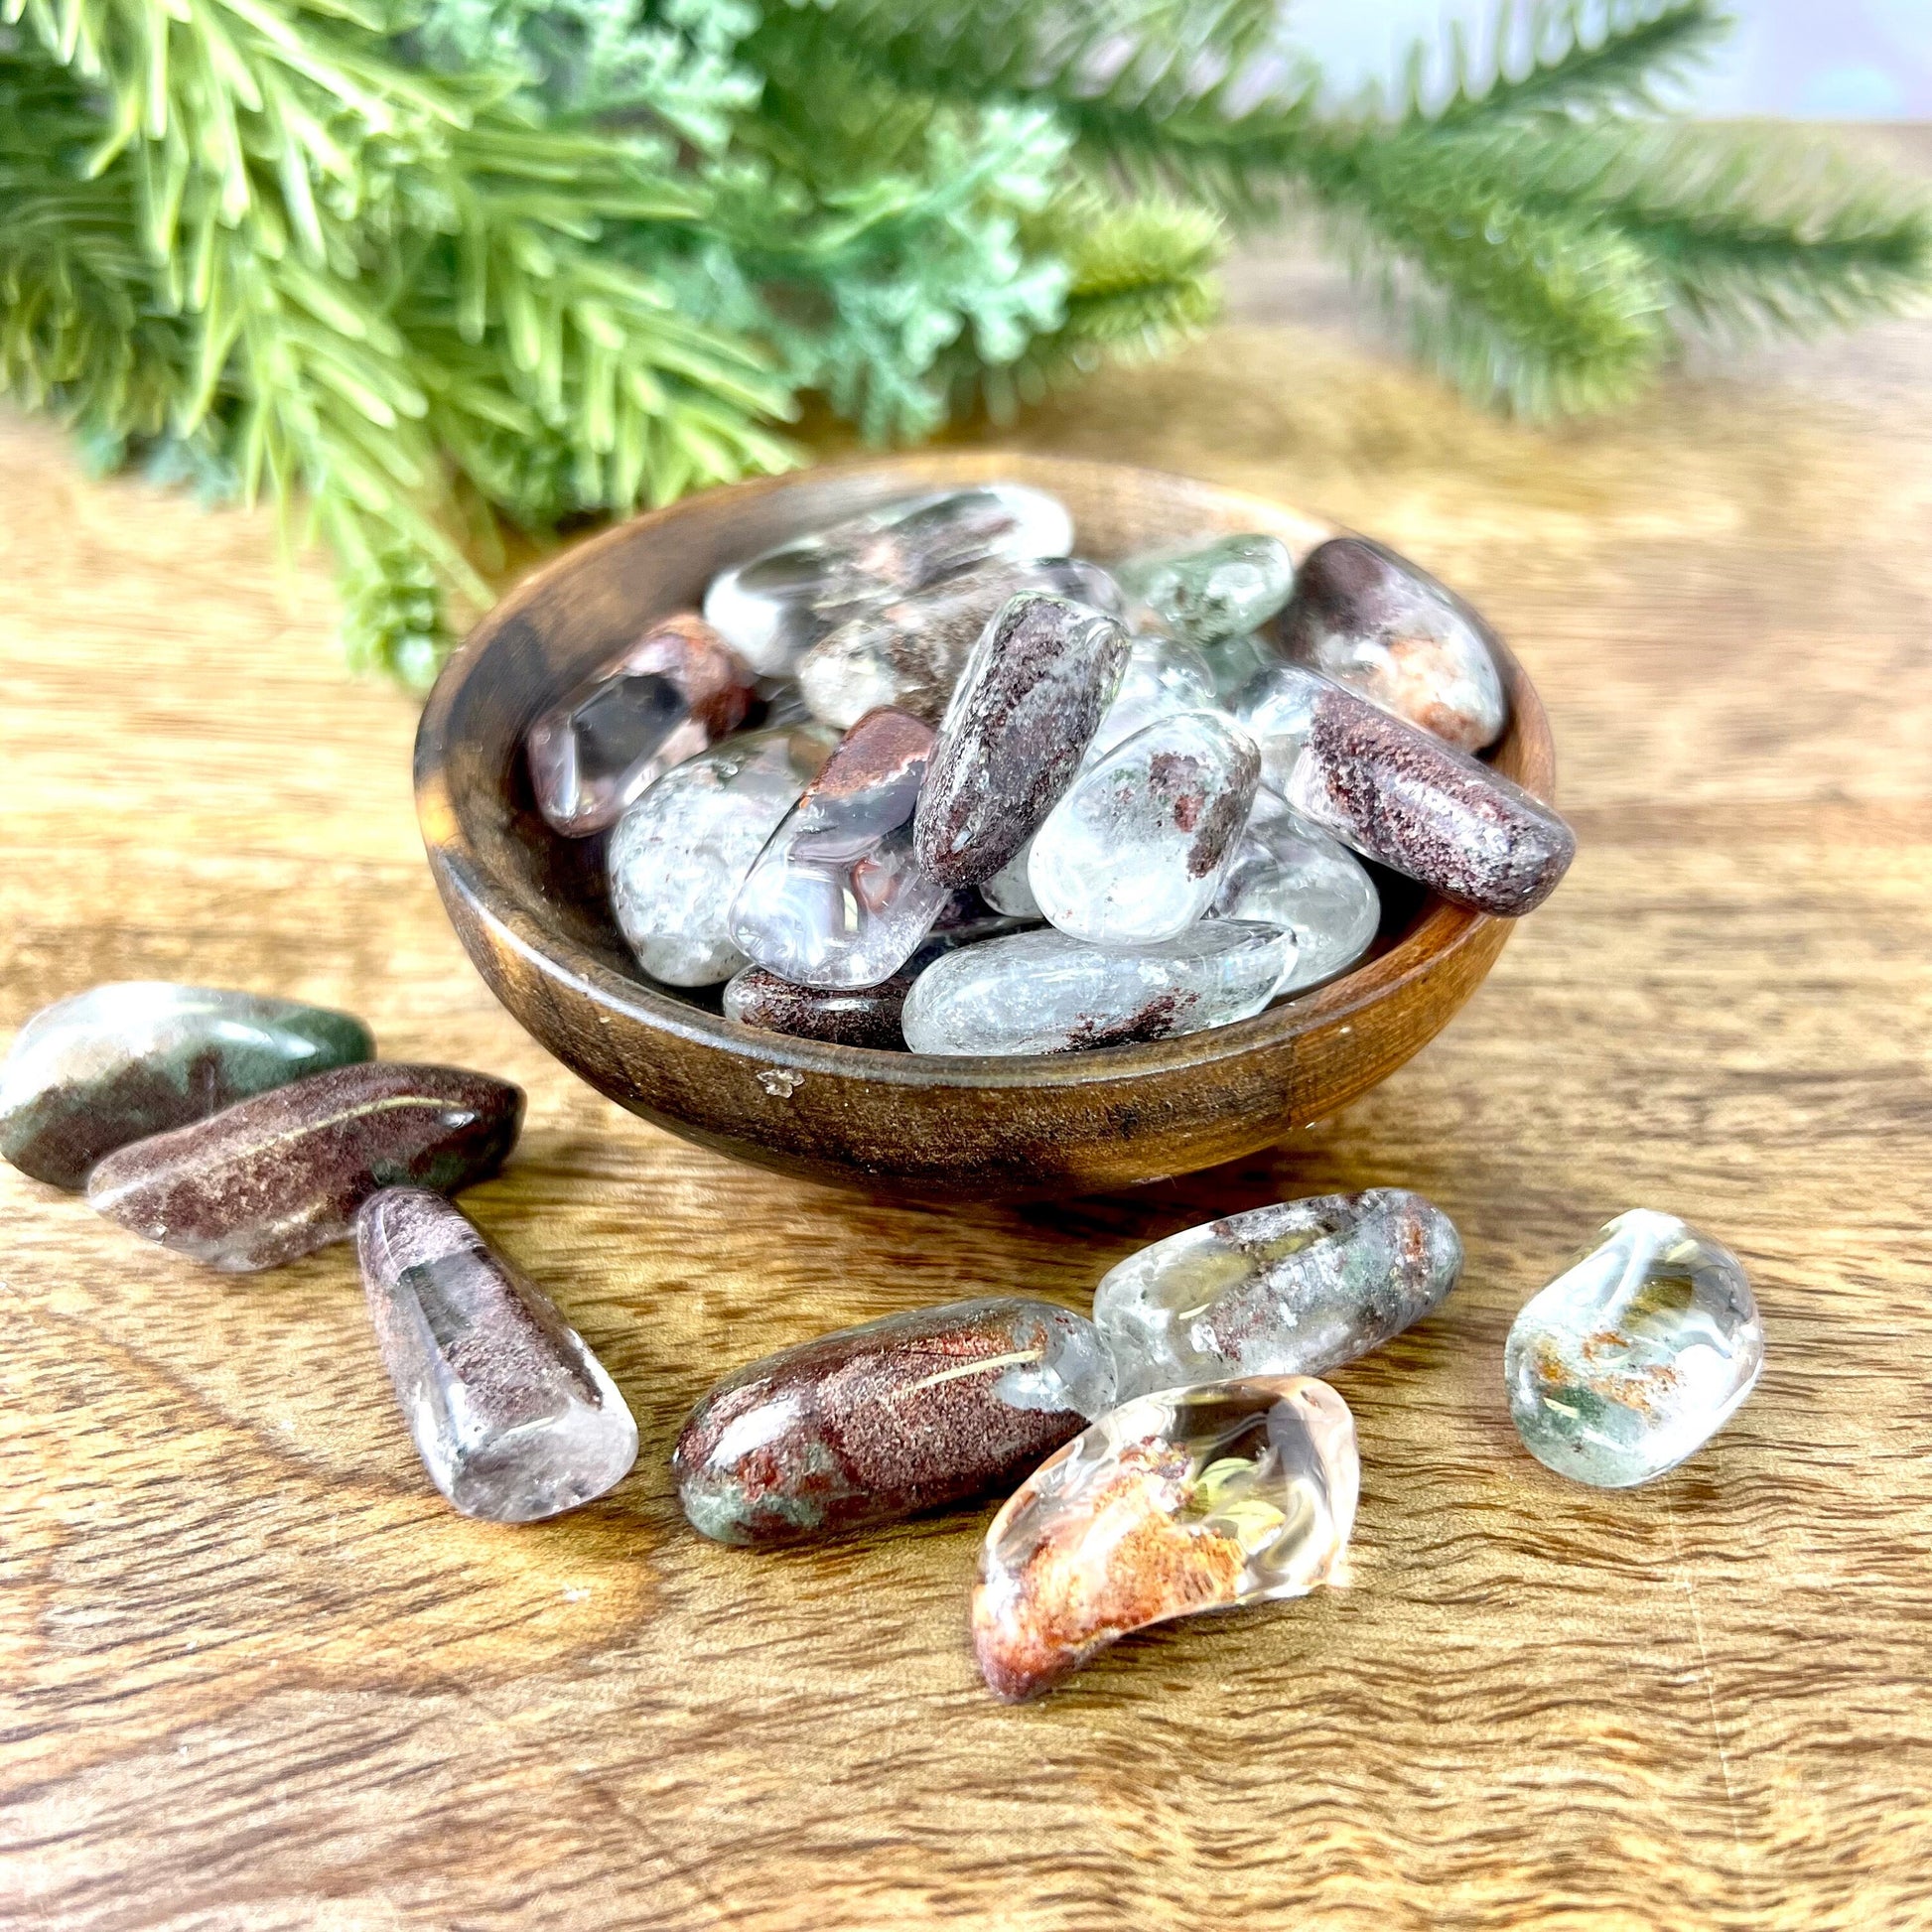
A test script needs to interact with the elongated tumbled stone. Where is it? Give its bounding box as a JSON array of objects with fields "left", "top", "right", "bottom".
[
  {"left": 913, "top": 593, "right": 1131, "bottom": 886},
  {"left": 607, "top": 724, "right": 837, "bottom": 986},
  {"left": 704, "top": 485, "right": 1074, "bottom": 675},
  {"left": 901, "top": 920, "right": 1293, "bottom": 1056},
  {"left": 972, "top": 1376, "right": 1357, "bottom": 1700},
  {"left": 729, "top": 708, "right": 948, "bottom": 989},
  {"left": 357, "top": 1188, "right": 637, "bottom": 1521},
  {"left": 1031, "top": 712, "right": 1261, "bottom": 946},
  {"left": 1211, "top": 793, "right": 1381, "bottom": 994},
  {"left": 86, "top": 1063, "right": 523, "bottom": 1272},
  {"left": 0, "top": 983, "right": 373, "bottom": 1191},
  {"left": 797, "top": 556, "right": 1119, "bottom": 729},
  {"left": 1095, "top": 1188, "right": 1463, "bottom": 1399},
  {"left": 1506, "top": 1209, "right": 1763, "bottom": 1488},
  {"left": 525, "top": 613, "right": 755, "bottom": 836},
  {"left": 1119, "top": 533, "right": 1295, "bottom": 647},
  {"left": 1284, "top": 536, "right": 1506, "bottom": 754},
  {"left": 673, "top": 1298, "right": 1114, "bottom": 1545},
  {"left": 1244, "top": 666, "right": 1574, "bottom": 917}
]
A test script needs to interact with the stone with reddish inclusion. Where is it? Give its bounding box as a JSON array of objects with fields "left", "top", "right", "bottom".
[
  {"left": 1118, "top": 533, "right": 1296, "bottom": 647},
  {"left": 1083, "top": 633, "right": 1219, "bottom": 766},
  {"left": 1243, "top": 665, "right": 1574, "bottom": 917},
  {"left": 1211, "top": 792, "right": 1381, "bottom": 994},
  {"left": 914, "top": 593, "right": 1131, "bottom": 886},
  {"left": 357, "top": 1188, "right": 637, "bottom": 1521},
  {"left": 972, "top": 1375, "right": 1358, "bottom": 1701},
  {"left": 900, "top": 920, "right": 1293, "bottom": 1057},
  {"left": 729, "top": 707, "right": 950, "bottom": 990},
  {"left": 723, "top": 915, "right": 1034, "bottom": 1050},
  {"left": 607, "top": 724, "right": 838, "bottom": 987},
  {"left": 0, "top": 983, "right": 372, "bottom": 1191},
  {"left": 86, "top": 1063, "right": 523, "bottom": 1272},
  {"left": 1506, "top": 1209, "right": 1763, "bottom": 1488},
  {"left": 1095, "top": 1188, "right": 1463, "bottom": 1400},
  {"left": 703, "top": 485, "right": 1075, "bottom": 676},
  {"left": 1031, "top": 710, "right": 1261, "bottom": 947},
  {"left": 1284, "top": 536, "right": 1507, "bottom": 754},
  {"left": 524, "top": 613, "right": 755, "bottom": 837},
  {"left": 797, "top": 556, "right": 1120, "bottom": 730},
  {"left": 673, "top": 1297, "right": 1115, "bottom": 1546}
]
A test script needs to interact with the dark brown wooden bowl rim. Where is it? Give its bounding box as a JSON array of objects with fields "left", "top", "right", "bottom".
[{"left": 415, "top": 452, "right": 1556, "bottom": 1096}]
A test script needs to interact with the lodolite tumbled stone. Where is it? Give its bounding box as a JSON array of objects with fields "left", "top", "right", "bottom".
[
  {"left": 86, "top": 1062, "right": 523, "bottom": 1271},
  {"left": 1211, "top": 792, "right": 1381, "bottom": 994},
  {"left": 912, "top": 593, "right": 1130, "bottom": 886},
  {"left": 1, "top": 983, "right": 372, "bottom": 1191},
  {"left": 674, "top": 1297, "right": 1114, "bottom": 1545},
  {"left": 972, "top": 1376, "right": 1358, "bottom": 1701},
  {"left": 1118, "top": 533, "right": 1295, "bottom": 647},
  {"left": 1094, "top": 1187, "right": 1463, "bottom": 1399},
  {"left": 357, "top": 1188, "right": 637, "bottom": 1521}
]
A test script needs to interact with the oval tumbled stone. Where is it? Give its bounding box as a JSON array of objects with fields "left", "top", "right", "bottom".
[
  {"left": 86, "top": 1062, "right": 523, "bottom": 1272},
  {"left": 0, "top": 983, "right": 373, "bottom": 1191},
  {"left": 673, "top": 1297, "right": 1114, "bottom": 1546}
]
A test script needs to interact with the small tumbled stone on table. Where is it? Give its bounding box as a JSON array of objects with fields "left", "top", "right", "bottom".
[
  {"left": 0, "top": 982, "right": 373, "bottom": 1190},
  {"left": 972, "top": 1376, "right": 1358, "bottom": 1701},
  {"left": 1506, "top": 1209, "right": 1763, "bottom": 1487},
  {"left": 86, "top": 1062, "right": 523, "bottom": 1271},
  {"left": 674, "top": 1297, "right": 1114, "bottom": 1546},
  {"left": 357, "top": 1187, "right": 637, "bottom": 1521},
  {"left": 1094, "top": 1188, "right": 1462, "bottom": 1398}
]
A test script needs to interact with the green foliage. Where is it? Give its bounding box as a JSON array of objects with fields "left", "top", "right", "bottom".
[{"left": 0, "top": 0, "right": 1926, "bottom": 681}]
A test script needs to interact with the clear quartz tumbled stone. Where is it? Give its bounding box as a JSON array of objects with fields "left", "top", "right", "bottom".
[
  {"left": 1505, "top": 1209, "right": 1764, "bottom": 1488},
  {"left": 703, "top": 485, "right": 1074, "bottom": 676},
  {"left": 357, "top": 1188, "right": 637, "bottom": 1521},
  {"left": 1118, "top": 533, "right": 1296, "bottom": 647},
  {"left": 1030, "top": 711, "right": 1261, "bottom": 947},
  {"left": 900, "top": 920, "right": 1293, "bottom": 1057},
  {"left": 1211, "top": 791, "right": 1381, "bottom": 994},
  {"left": 729, "top": 707, "right": 949, "bottom": 989},
  {"left": 972, "top": 1376, "right": 1358, "bottom": 1700},
  {"left": 1083, "top": 633, "right": 1220, "bottom": 766},
  {"left": 607, "top": 724, "right": 837, "bottom": 987},
  {"left": 1094, "top": 1188, "right": 1463, "bottom": 1399}
]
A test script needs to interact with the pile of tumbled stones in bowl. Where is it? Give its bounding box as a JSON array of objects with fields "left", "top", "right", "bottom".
[{"left": 525, "top": 483, "right": 1579, "bottom": 1055}]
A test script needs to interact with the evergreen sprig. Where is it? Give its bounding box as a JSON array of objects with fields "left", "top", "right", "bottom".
[{"left": 1, "top": 0, "right": 1926, "bottom": 681}]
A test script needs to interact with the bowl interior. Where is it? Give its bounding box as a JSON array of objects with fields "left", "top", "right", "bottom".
[{"left": 419, "top": 452, "right": 1552, "bottom": 1097}]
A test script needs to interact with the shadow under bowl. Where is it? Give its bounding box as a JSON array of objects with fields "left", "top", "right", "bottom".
[{"left": 414, "top": 452, "right": 1555, "bottom": 1201}]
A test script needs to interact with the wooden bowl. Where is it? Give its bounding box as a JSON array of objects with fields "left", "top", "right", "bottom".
[{"left": 415, "top": 453, "right": 1555, "bottom": 1201}]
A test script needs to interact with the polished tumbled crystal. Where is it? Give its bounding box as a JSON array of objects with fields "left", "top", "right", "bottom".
[
  {"left": 1084, "top": 633, "right": 1219, "bottom": 765},
  {"left": 796, "top": 556, "right": 1118, "bottom": 729},
  {"left": 972, "top": 1376, "right": 1357, "bottom": 1700},
  {"left": 1031, "top": 712, "right": 1260, "bottom": 946},
  {"left": 1243, "top": 665, "right": 1574, "bottom": 917},
  {"left": 703, "top": 485, "right": 1074, "bottom": 675},
  {"left": 357, "top": 1188, "right": 637, "bottom": 1521},
  {"left": 1284, "top": 536, "right": 1506, "bottom": 754},
  {"left": 1211, "top": 792, "right": 1381, "bottom": 993},
  {"left": 729, "top": 708, "right": 948, "bottom": 989},
  {"left": 525, "top": 613, "right": 755, "bottom": 836},
  {"left": 901, "top": 920, "right": 1292, "bottom": 1056},
  {"left": 981, "top": 838, "right": 1042, "bottom": 918},
  {"left": 0, "top": 983, "right": 372, "bottom": 1191},
  {"left": 1506, "top": 1209, "right": 1763, "bottom": 1488},
  {"left": 1095, "top": 1188, "right": 1463, "bottom": 1399},
  {"left": 1118, "top": 533, "right": 1295, "bottom": 647},
  {"left": 607, "top": 724, "right": 837, "bottom": 986},
  {"left": 86, "top": 1063, "right": 523, "bottom": 1272},
  {"left": 913, "top": 593, "right": 1131, "bottom": 886},
  {"left": 674, "top": 1297, "right": 1114, "bottom": 1545}
]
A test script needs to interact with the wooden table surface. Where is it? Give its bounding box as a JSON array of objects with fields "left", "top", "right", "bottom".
[{"left": 4, "top": 183, "right": 1931, "bottom": 1928}]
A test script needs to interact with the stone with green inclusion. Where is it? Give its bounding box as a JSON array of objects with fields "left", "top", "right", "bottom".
[
  {"left": 1505, "top": 1209, "right": 1764, "bottom": 1488},
  {"left": 0, "top": 983, "right": 373, "bottom": 1190},
  {"left": 1118, "top": 533, "right": 1295, "bottom": 648}
]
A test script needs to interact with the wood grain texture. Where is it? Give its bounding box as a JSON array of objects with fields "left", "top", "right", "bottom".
[
  {"left": 4, "top": 183, "right": 1932, "bottom": 1926},
  {"left": 417, "top": 453, "right": 1547, "bottom": 1199}
]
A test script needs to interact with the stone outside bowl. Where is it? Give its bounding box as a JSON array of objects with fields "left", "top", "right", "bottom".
[{"left": 414, "top": 452, "right": 1557, "bottom": 1202}]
